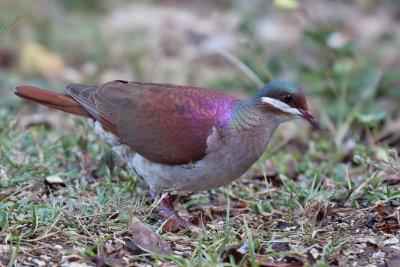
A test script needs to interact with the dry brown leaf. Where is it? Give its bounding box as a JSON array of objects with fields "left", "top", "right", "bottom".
[
  {"left": 377, "top": 204, "right": 389, "bottom": 217},
  {"left": 373, "top": 204, "right": 400, "bottom": 232},
  {"left": 222, "top": 244, "right": 247, "bottom": 264},
  {"left": 130, "top": 215, "right": 172, "bottom": 256},
  {"left": 305, "top": 202, "right": 333, "bottom": 226},
  {"left": 330, "top": 249, "right": 345, "bottom": 266},
  {"left": 161, "top": 217, "right": 180, "bottom": 233},
  {"left": 272, "top": 242, "right": 290, "bottom": 252},
  {"left": 91, "top": 245, "right": 129, "bottom": 266},
  {"left": 363, "top": 241, "right": 379, "bottom": 257}
]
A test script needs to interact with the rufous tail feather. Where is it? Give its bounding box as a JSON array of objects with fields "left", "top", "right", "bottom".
[{"left": 14, "top": 86, "right": 92, "bottom": 118}]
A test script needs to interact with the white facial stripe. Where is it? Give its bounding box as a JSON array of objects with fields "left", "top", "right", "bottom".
[{"left": 261, "top": 97, "right": 302, "bottom": 116}]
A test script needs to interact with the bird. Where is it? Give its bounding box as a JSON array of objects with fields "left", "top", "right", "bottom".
[{"left": 15, "top": 80, "right": 318, "bottom": 227}]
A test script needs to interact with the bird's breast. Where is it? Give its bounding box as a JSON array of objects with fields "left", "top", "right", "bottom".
[
  {"left": 90, "top": 116, "right": 279, "bottom": 193},
  {"left": 131, "top": 119, "right": 278, "bottom": 192}
]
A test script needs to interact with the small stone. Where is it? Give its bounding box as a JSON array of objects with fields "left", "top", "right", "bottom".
[
  {"left": 45, "top": 175, "right": 64, "bottom": 185},
  {"left": 40, "top": 255, "right": 50, "bottom": 261},
  {"left": 383, "top": 236, "right": 399, "bottom": 245},
  {"left": 372, "top": 251, "right": 385, "bottom": 259},
  {"left": 310, "top": 248, "right": 320, "bottom": 259},
  {"left": 54, "top": 245, "right": 63, "bottom": 250},
  {"left": 32, "top": 258, "right": 46, "bottom": 266}
]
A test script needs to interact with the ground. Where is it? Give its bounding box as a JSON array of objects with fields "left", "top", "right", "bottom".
[{"left": 0, "top": 0, "right": 400, "bottom": 266}]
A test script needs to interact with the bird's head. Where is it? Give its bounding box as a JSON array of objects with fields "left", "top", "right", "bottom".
[{"left": 253, "top": 81, "right": 319, "bottom": 129}]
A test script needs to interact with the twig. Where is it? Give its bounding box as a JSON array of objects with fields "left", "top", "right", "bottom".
[
  {"left": 76, "top": 212, "right": 119, "bottom": 220},
  {"left": 217, "top": 50, "right": 265, "bottom": 88}
]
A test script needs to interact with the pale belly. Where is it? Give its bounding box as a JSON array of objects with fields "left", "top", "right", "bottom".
[{"left": 90, "top": 119, "right": 278, "bottom": 192}]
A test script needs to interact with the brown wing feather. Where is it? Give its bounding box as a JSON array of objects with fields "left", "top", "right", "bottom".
[
  {"left": 67, "top": 81, "right": 239, "bottom": 165},
  {"left": 67, "top": 83, "right": 121, "bottom": 135}
]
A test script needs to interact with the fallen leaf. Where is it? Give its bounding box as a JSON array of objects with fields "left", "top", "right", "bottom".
[
  {"left": 130, "top": 215, "right": 172, "bottom": 255},
  {"left": 336, "top": 187, "right": 355, "bottom": 206},
  {"left": 305, "top": 202, "right": 332, "bottom": 226},
  {"left": 373, "top": 204, "right": 400, "bottom": 233},
  {"left": 125, "top": 241, "right": 145, "bottom": 255},
  {"left": 284, "top": 254, "right": 305, "bottom": 264},
  {"left": 363, "top": 241, "right": 379, "bottom": 257},
  {"left": 390, "top": 200, "right": 400, "bottom": 207},
  {"left": 272, "top": 242, "right": 290, "bottom": 252},
  {"left": 161, "top": 217, "right": 180, "bottom": 233},
  {"left": 233, "top": 201, "right": 250, "bottom": 209},
  {"left": 330, "top": 249, "right": 345, "bottom": 266},
  {"left": 90, "top": 245, "right": 128, "bottom": 267},
  {"left": 377, "top": 204, "right": 390, "bottom": 217},
  {"left": 222, "top": 245, "right": 247, "bottom": 264},
  {"left": 0, "top": 194, "right": 8, "bottom": 202}
]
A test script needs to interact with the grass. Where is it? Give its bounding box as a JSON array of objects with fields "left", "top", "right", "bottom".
[
  {"left": 1, "top": 0, "right": 400, "bottom": 266},
  {"left": 1, "top": 109, "right": 398, "bottom": 265}
]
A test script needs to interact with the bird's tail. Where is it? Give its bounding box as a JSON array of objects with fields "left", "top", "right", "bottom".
[{"left": 14, "top": 85, "right": 92, "bottom": 118}]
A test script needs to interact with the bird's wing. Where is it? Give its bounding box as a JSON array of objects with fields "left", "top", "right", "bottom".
[{"left": 66, "top": 81, "right": 239, "bottom": 165}]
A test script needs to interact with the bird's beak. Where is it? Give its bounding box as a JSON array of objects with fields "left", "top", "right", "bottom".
[{"left": 298, "top": 109, "right": 319, "bottom": 129}]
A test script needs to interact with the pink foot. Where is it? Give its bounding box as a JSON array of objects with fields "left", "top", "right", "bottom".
[{"left": 150, "top": 190, "right": 193, "bottom": 228}]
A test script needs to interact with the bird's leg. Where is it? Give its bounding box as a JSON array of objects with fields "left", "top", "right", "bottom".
[
  {"left": 162, "top": 192, "right": 192, "bottom": 228},
  {"left": 150, "top": 189, "right": 191, "bottom": 228}
]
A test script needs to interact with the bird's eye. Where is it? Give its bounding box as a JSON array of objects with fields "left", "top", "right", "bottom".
[{"left": 280, "top": 94, "right": 292, "bottom": 103}]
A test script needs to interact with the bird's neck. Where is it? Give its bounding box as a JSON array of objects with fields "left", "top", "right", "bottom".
[
  {"left": 228, "top": 100, "right": 265, "bottom": 130},
  {"left": 222, "top": 99, "right": 280, "bottom": 168}
]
